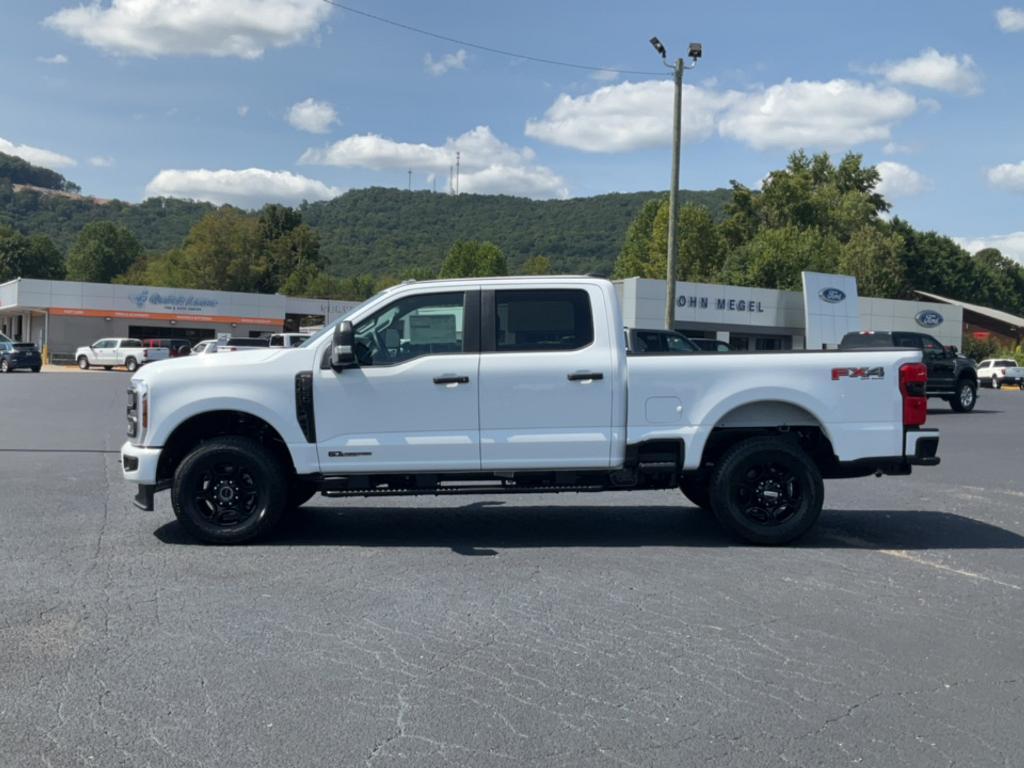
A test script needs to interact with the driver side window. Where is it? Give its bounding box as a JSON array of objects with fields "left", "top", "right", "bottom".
[{"left": 353, "top": 292, "right": 465, "bottom": 366}]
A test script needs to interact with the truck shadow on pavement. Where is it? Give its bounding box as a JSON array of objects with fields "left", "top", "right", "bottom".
[{"left": 153, "top": 502, "right": 1024, "bottom": 554}]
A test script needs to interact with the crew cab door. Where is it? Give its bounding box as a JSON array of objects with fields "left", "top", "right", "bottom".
[
  {"left": 92, "top": 339, "right": 114, "bottom": 364},
  {"left": 314, "top": 289, "right": 481, "bottom": 474},
  {"left": 478, "top": 286, "right": 614, "bottom": 470}
]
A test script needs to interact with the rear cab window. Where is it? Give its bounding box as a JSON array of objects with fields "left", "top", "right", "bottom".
[{"left": 492, "top": 289, "right": 593, "bottom": 352}]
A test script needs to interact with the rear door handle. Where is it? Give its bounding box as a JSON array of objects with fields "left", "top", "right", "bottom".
[
  {"left": 567, "top": 372, "right": 604, "bottom": 382},
  {"left": 433, "top": 375, "right": 470, "bottom": 385}
]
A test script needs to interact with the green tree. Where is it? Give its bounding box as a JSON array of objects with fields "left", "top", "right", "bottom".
[
  {"left": 0, "top": 227, "right": 65, "bottom": 281},
  {"left": 520, "top": 255, "right": 553, "bottom": 275},
  {"left": 613, "top": 198, "right": 663, "bottom": 278},
  {"left": 438, "top": 240, "right": 507, "bottom": 278},
  {"left": 65, "top": 221, "right": 143, "bottom": 282},
  {"left": 838, "top": 226, "right": 908, "bottom": 299},
  {"left": 722, "top": 226, "right": 841, "bottom": 290}
]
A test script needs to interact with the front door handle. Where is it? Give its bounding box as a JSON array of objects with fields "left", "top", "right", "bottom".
[
  {"left": 567, "top": 372, "right": 604, "bottom": 382},
  {"left": 434, "top": 375, "right": 470, "bottom": 385}
]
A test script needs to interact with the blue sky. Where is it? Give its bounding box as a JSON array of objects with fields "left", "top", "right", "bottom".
[{"left": 2, "top": 0, "right": 1023, "bottom": 261}]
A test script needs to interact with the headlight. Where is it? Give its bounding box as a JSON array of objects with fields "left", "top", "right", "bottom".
[{"left": 126, "top": 385, "right": 149, "bottom": 442}]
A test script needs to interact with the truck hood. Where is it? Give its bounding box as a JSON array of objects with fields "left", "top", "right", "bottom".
[{"left": 131, "top": 347, "right": 292, "bottom": 385}]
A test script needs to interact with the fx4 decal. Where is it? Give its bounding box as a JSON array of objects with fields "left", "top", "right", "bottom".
[{"left": 832, "top": 367, "right": 885, "bottom": 381}]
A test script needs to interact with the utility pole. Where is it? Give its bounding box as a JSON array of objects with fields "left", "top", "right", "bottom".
[{"left": 650, "top": 37, "right": 702, "bottom": 330}]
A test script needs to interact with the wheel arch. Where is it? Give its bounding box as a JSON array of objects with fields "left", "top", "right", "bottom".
[
  {"left": 692, "top": 399, "right": 837, "bottom": 474},
  {"left": 156, "top": 409, "right": 297, "bottom": 484}
]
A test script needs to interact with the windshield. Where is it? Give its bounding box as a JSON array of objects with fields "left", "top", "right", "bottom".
[{"left": 299, "top": 292, "right": 387, "bottom": 348}]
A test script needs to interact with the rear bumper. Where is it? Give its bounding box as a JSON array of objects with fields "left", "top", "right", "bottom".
[
  {"left": 904, "top": 427, "right": 940, "bottom": 466},
  {"left": 827, "top": 427, "right": 939, "bottom": 478}
]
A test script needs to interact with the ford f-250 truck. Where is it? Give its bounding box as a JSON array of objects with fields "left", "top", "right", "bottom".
[{"left": 122, "top": 277, "right": 940, "bottom": 546}]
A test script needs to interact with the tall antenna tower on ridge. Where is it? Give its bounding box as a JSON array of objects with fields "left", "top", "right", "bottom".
[
  {"left": 407, "top": 168, "right": 412, "bottom": 190},
  {"left": 448, "top": 165, "right": 454, "bottom": 194},
  {"left": 455, "top": 151, "right": 461, "bottom": 196}
]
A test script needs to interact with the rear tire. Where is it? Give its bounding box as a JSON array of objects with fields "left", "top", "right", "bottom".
[
  {"left": 994, "top": 377, "right": 1002, "bottom": 390},
  {"left": 31, "top": 366, "right": 40, "bottom": 373},
  {"left": 125, "top": 357, "right": 139, "bottom": 372},
  {"left": 0, "top": 359, "right": 9, "bottom": 373},
  {"left": 709, "top": 436, "right": 823, "bottom": 545},
  {"left": 679, "top": 474, "right": 711, "bottom": 511},
  {"left": 171, "top": 436, "right": 287, "bottom": 544},
  {"left": 950, "top": 380, "right": 977, "bottom": 412},
  {"left": 77, "top": 355, "right": 89, "bottom": 370}
]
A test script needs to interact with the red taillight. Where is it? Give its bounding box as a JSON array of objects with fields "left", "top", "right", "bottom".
[{"left": 900, "top": 362, "right": 928, "bottom": 427}]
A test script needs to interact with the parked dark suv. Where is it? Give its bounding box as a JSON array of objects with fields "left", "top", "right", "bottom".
[
  {"left": 839, "top": 330, "right": 978, "bottom": 412},
  {"left": 0, "top": 338, "right": 42, "bottom": 373}
]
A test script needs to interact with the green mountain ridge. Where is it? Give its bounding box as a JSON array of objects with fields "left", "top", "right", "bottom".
[{"left": 0, "top": 152, "right": 730, "bottom": 279}]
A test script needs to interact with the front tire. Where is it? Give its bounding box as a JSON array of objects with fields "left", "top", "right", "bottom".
[
  {"left": 0, "top": 359, "right": 9, "bottom": 373},
  {"left": 171, "top": 436, "right": 288, "bottom": 544},
  {"left": 950, "top": 380, "right": 977, "bottom": 412},
  {"left": 993, "top": 377, "right": 1002, "bottom": 390},
  {"left": 77, "top": 355, "right": 90, "bottom": 370},
  {"left": 125, "top": 357, "right": 139, "bottom": 372},
  {"left": 709, "top": 436, "right": 824, "bottom": 545}
]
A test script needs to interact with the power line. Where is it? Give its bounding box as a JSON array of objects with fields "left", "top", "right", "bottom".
[{"left": 319, "top": 0, "right": 667, "bottom": 77}]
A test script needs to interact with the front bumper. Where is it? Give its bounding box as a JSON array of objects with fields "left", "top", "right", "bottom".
[{"left": 121, "top": 441, "right": 161, "bottom": 483}]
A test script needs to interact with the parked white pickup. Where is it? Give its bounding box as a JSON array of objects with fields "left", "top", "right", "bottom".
[
  {"left": 76, "top": 338, "right": 169, "bottom": 372},
  {"left": 122, "top": 277, "right": 940, "bottom": 545}
]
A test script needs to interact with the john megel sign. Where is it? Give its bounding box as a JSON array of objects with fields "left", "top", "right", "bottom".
[{"left": 677, "top": 295, "right": 765, "bottom": 313}]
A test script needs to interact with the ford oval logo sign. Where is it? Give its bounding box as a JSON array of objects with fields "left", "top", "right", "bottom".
[
  {"left": 915, "top": 309, "right": 944, "bottom": 328},
  {"left": 819, "top": 287, "right": 846, "bottom": 304}
]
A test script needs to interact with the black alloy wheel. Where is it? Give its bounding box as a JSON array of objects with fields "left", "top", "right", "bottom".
[
  {"left": 171, "top": 436, "right": 287, "bottom": 544},
  {"left": 709, "top": 436, "right": 823, "bottom": 545}
]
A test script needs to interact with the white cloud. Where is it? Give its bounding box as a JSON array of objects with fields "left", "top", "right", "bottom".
[
  {"left": 875, "top": 49, "right": 981, "bottom": 94},
  {"left": 590, "top": 69, "right": 619, "bottom": 82},
  {"left": 987, "top": 161, "right": 1024, "bottom": 191},
  {"left": 89, "top": 156, "right": 114, "bottom": 167},
  {"left": 0, "top": 136, "right": 76, "bottom": 168},
  {"left": 237, "top": 105, "right": 250, "bottom": 117},
  {"left": 954, "top": 233, "right": 1024, "bottom": 265},
  {"left": 526, "top": 78, "right": 917, "bottom": 154},
  {"left": 875, "top": 161, "right": 929, "bottom": 197},
  {"left": 37, "top": 53, "right": 68, "bottom": 64},
  {"left": 287, "top": 98, "right": 339, "bottom": 134},
  {"left": 424, "top": 49, "right": 466, "bottom": 76},
  {"left": 44, "top": 0, "right": 330, "bottom": 59},
  {"left": 996, "top": 7, "right": 1024, "bottom": 31},
  {"left": 883, "top": 141, "right": 911, "bottom": 155},
  {"left": 300, "top": 125, "right": 568, "bottom": 199},
  {"left": 525, "top": 80, "right": 742, "bottom": 153},
  {"left": 718, "top": 79, "right": 918, "bottom": 150},
  {"left": 144, "top": 168, "right": 341, "bottom": 208}
]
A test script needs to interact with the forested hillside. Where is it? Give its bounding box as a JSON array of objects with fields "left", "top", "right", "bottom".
[
  {"left": 1, "top": 151, "right": 730, "bottom": 275},
  {"left": 300, "top": 187, "right": 732, "bottom": 276}
]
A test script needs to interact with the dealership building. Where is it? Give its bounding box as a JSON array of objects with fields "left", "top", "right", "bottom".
[
  {"left": 616, "top": 273, "right": 970, "bottom": 350},
  {"left": 0, "top": 278, "right": 359, "bottom": 359}
]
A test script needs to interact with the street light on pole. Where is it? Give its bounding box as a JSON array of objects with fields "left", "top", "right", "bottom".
[{"left": 650, "top": 37, "right": 702, "bottom": 330}]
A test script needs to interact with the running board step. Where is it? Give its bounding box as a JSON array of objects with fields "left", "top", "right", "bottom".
[{"left": 321, "top": 483, "right": 605, "bottom": 498}]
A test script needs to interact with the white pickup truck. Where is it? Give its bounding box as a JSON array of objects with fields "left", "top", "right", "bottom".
[
  {"left": 76, "top": 338, "right": 169, "bottom": 372},
  {"left": 122, "top": 277, "right": 939, "bottom": 545}
]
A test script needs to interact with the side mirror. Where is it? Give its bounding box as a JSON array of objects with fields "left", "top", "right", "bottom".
[
  {"left": 946, "top": 345, "right": 958, "bottom": 355},
  {"left": 330, "top": 320, "right": 357, "bottom": 371}
]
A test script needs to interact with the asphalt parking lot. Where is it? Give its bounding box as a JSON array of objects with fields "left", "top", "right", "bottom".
[{"left": 2, "top": 371, "right": 1023, "bottom": 767}]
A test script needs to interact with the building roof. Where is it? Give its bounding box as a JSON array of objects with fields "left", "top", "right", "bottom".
[{"left": 914, "top": 290, "right": 1024, "bottom": 330}]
